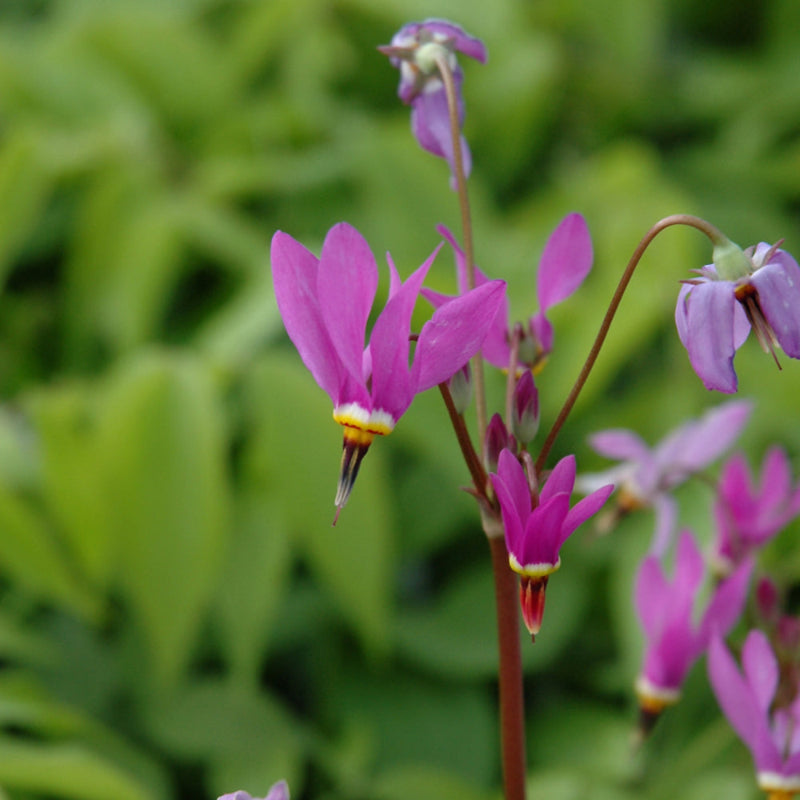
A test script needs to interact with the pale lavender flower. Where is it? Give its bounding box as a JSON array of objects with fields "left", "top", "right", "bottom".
[
  {"left": 676, "top": 240, "right": 800, "bottom": 392},
  {"left": 379, "top": 20, "right": 486, "bottom": 187},
  {"left": 219, "top": 780, "right": 290, "bottom": 800},
  {"left": 635, "top": 531, "right": 751, "bottom": 717},
  {"left": 271, "top": 222, "right": 505, "bottom": 517},
  {"left": 709, "top": 630, "right": 800, "bottom": 795},
  {"left": 424, "top": 213, "right": 593, "bottom": 370},
  {"left": 711, "top": 447, "right": 800, "bottom": 576},
  {"left": 579, "top": 400, "right": 752, "bottom": 555},
  {"left": 490, "top": 450, "right": 613, "bottom": 638}
]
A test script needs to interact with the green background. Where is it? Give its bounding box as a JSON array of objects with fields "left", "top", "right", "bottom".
[{"left": 0, "top": 0, "right": 798, "bottom": 798}]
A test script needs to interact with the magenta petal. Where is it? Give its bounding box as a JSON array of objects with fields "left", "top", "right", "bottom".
[
  {"left": 698, "top": 557, "right": 751, "bottom": 648},
  {"left": 560, "top": 483, "right": 613, "bottom": 544},
  {"left": 412, "top": 279, "right": 506, "bottom": 392},
  {"left": 635, "top": 555, "right": 669, "bottom": 638},
  {"left": 271, "top": 231, "right": 343, "bottom": 403},
  {"left": 539, "top": 455, "right": 576, "bottom": 504},
  {"left": 589, "top": 429, "right": 650, "bottom": 462},
  {"left": 411, "top": 90, "right": 472, "bottom": 182},
  {"left": 751, "top": 258, "right": 800, "bottom": 358},
  {"left": 536, "top": 213, "right": 593, "bottom": 312},
  {"left": 665, "top": 399, "right": 752, "bottom": 475},
  {"left": 673, "top": 532, "right": 704, "bottom": 599},
  {"left": 708, "top": 632, "right": 779, "bottom": 772},
  {"left": 760, "top": 447, "right": 791, "bottom": 508},
  {"left": 683, "top": 280, "right": 740, "bottom": 392},
  {"left": 317, "top": 223, "right": 378, "bottom": 381},
  {"left": 416, "top": 19, "right": 488, "bottom": 63},
  {"left": 491, "top": 468, "right": 527, "bottom": 559},
  {"left": 370, "top": 252, "right": 436, "bottom": 421},
  {"left": 742, "top": 624, "right": 779, "bottom": 713},
  {"left": 520, "top": 494, "right": 570, "bottom": 566},
  {"left": 496, "top": 449, "right": 532, "bottom": 522}
]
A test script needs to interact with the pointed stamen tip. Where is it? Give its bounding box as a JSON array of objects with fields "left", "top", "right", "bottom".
[{"left": 332, "top": 504, "right": 342, "bottom": 527}]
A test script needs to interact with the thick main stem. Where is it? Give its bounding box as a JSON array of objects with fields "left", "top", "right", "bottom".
[
  {"left": 535, "top": 214, "right": 724, "bottom": 474},
  {"left": 489, "top": 534, "right": 527, "bottom": 800},
  {"left": 434, "top": 52, "right": 489, "bottom": 456}
]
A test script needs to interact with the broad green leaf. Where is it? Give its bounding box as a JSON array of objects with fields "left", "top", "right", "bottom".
[
  {"left": 213, "top": 491, "right": 292, "bottom": 682},
  {"left": 29, "top": 384, "right": 115, "bottom": 590},
  {"left": 372, "top": 764, "right": 494, "bottom": 800},
  {"left": 0, "top": 480, "right": 100, "bottom": 621},
  {"left": 96, "top": 351, "right": 230, "bottom": 686},
  {"left": 0, "top": 130, "right": 50, "bottom": 290},
  {"left": 0, "top": 740, "right": 156, "bottom": 800},
  {"left": 242, "top": 353, "right": 393, "bottom": 655}
]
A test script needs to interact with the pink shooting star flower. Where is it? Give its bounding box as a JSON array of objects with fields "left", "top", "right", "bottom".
[
  {"left": 219, "top": 781, "right": 290, "bottom": 800},
  {"left": 271, "top": 222, "right": 505, "bottom": 521},
  {"left": 634, "top": 530, "right": 751, "bottom": 730},
  {"left": 490, "top": 449, "right": 613, "bottom": 639},
  {"left": 711, "top": 447, "right": 800, "bottom": 576},
  {"left": 424, "top": 213, "right": 594, "bottom": 372},
  {"left": 708, "top": 630, "right": 800, "bottom": 798},
  {"left": 675, "top": 239, "right": 800, "bottom": 393},
  {"left": 379, "top": 20, "right": 486, "bottom": 187},
  {"left": 578, "top": 399, "right": 752, "bottom": 556}
]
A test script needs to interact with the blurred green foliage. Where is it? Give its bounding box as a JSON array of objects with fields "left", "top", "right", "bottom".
[{"left": 0, "top": 0, "right": 798, "bottom": 798}]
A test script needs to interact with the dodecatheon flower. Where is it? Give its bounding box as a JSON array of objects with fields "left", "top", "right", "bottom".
[
  {"left": 578, "top": 399, "right": 752, "bottom": 555},
  {"left": 634, "top": 530, "right": 751, "bottom": 730},
  {"left": 675, "top": 238, "right": 800, "bottom": 393},
  {"left": 378, "top": 20, "right": 486, "bottom": 187},
  {"left": 708, "top": 630, "right": 800, "bottom": 799},
  {"left": 219, "top": 780, "right": 290, "bottom": 800},
  {"left": 711, "top": 447, "right": 800, "bottom": 577},
  {"left": 490, "top": 449, "right": 613, "bottom": 639},
  {"left": 424, "top": 214, "right": 593, "bottom": 372},
  {"left": 271, "top": 222, "right": 505, "bottom": 520}
]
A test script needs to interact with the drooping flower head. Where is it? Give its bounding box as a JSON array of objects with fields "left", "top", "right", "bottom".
[
  {"left": 676, "top": 238, "right": 800, "bottom": 393},
  {"left": 490, "top": 449, "right": 613, "bottom": 639},
  {"left": 709, "top": 630, "right": 800, "bottom": 797},
  {"left": 271, "top": 223, "right": 505, "bottom": 519},
  {"left": 379, "top": 20, "right": 487, "bottom": 187},
  {"left": 634, "top": 530, "right": 751, "bottom": 726},
  {"left": 711, "top": 447, "right": 800, "bottom": 577},
  {"left": 219, "top": 780, "right": 290, "bottom": 800},
  {"left": 424, "top": 213, "right": 593, "bottom": 372},
  {"left": 578, "top": 400, "right": 752, "bottom": 555}
]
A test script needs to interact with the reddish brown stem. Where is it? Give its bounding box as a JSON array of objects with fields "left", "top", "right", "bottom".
[
  {"left": 534, "top": 214, "right": 724, "bottom": 474},
  {"left": 489, "top": 534, "right": 527, "bottom": 800}
]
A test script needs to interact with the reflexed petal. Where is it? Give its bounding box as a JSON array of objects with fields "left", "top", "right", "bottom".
[
  {"left": 708, "top": 632, "right": 780, "bottom": 772},
  {"left": 495, "top": 448, "right": 532, "bottom": 522},
  {"left": 751, "top": 257, "right": 800, "bottom": 358},
  {"left": 742, "top": 623, "right": 779, "bottom": 713},
  {"left": 539, "top": 455, "right": 576, "bottom": 504},
  {"left": 528, "top": 311, "right": 553, "bottom": 357},
  {"left": 411, "top": 89, "right": 472, "bottom": 182},
  {"left": 370, "top": 251, "right": 436, "bottom": 421},
  {"left": 650, "top": 493, "right": 677, "bottom": 557},
  {"left": 419, "top": 19, "right": 488, "bottom": 62},
  {"left": 560, "top": 483, "right": 614, "bottom": 544},
  {"left": 673, "top": 531, "right": 705, "bottom": 599},
  {"left": 698, "top": 557, "right": 752, "bottom": 649},
  {"left": 271, "top": 231, "right": 344, "bottom": 402},
  {"left": 663, "top": 400, "right": 752, "bottom": 476},
  {"left": 760, "top": 447, "right": 791, "bottom": 508},
  {"left": 589, "top": 429, "right": 651, "bottom": 463},
  {"left": 519, "top": 493, "right": 570, "bottom": 567},
  {"left": 635, "top": 555, "right": 669, "bottom": 638},
  {"left": 317, "top": 223, "right": 378, "bottom": 381},
  {"left": 683, "top": 280, "right": 740, "bottom": 392},
  {"left": 413, "top": 279, "right": 506, "bottom": 391},
  {"left": 536, "top": 213, "right": 593, "bottom": 312}
]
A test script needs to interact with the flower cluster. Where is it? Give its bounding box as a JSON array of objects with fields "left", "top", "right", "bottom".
[{"left": 271, "top": 222, "right": 505, "bottom": 518}]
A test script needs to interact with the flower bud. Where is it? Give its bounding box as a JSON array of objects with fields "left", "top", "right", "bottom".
[{"left": 511, "top": 370, "right": 539, "bottom": 444}]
